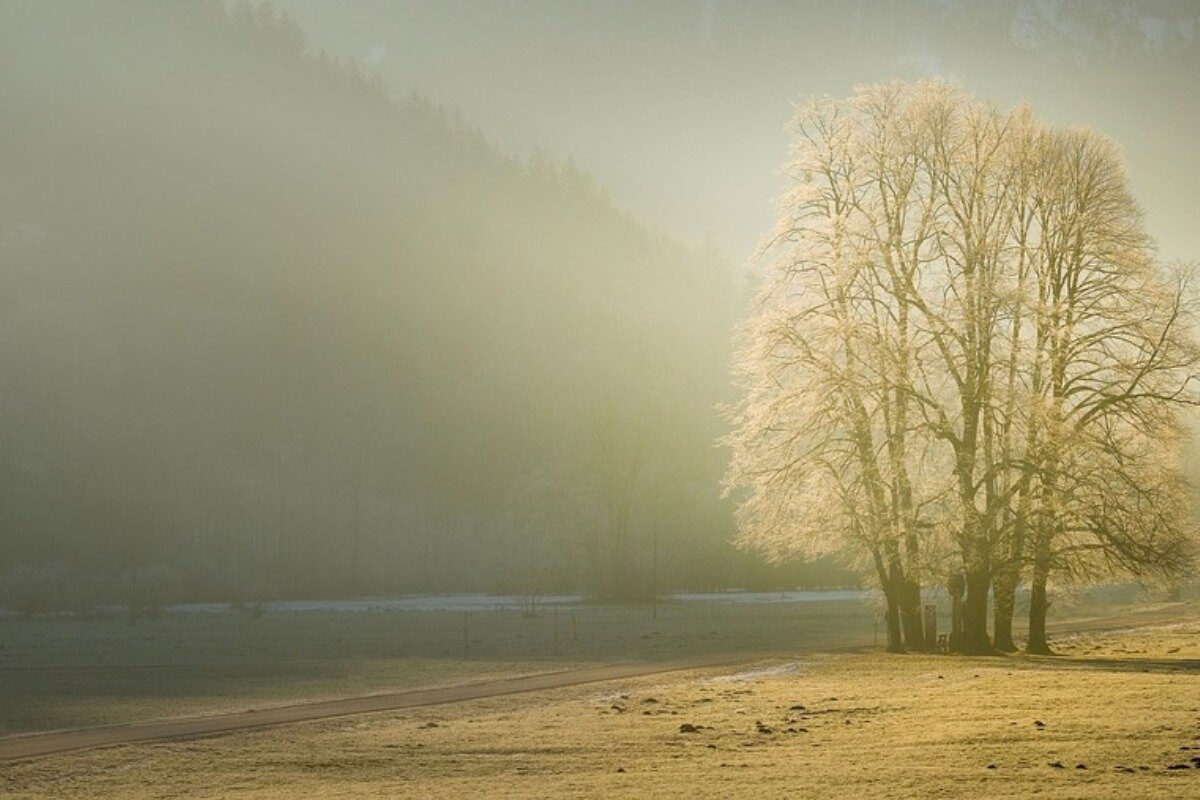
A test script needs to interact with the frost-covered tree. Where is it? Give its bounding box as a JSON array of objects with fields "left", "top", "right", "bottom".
[
  {"left": 724, "top": 88, "right": 948, "bottom": 652},
  {"left": 726, "top": 80, "right": 1199, "bottom": 654},
  {"left": 1011, "top": 125, "right": 1200, "bottom": 652}
]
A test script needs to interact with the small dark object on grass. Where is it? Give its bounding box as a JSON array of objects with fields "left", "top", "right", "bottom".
[
  {"left": 1167, "top": 764, "right": 1192, "bottom": 770},
  {"left": 642, "top": 697, "right": 658, "bottom": 704},
  {"left": 789, "top": 704, "right": 805, "bottom": 711},
  {"left": 1048, "top": 761, "right": 1064, "bottom": 769},
  {"left": 679, "top": 723, "right": 700, "bottom": 733},
  {"left": 1075, "top": 764, "right": 1087, "bottom": 770},
  {"left": 986, "top": 764, "right": 996, "bottom": 770},
  {"left": 616, "top": 767, "right": 625, "bottom": 773},
  {"left": 1033, "top": 720, "right": 1045, "bottom": 728}
]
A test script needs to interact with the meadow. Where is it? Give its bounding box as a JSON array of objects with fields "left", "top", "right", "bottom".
[{"left": 2, "top": 602, "right": 1197, "bottom": 798}]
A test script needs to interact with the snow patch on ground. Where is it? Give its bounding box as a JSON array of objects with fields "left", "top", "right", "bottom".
[
  {"left": 165, "top": 590, "right": 870, "bottom": 616},
  {"left": 670, "top": 590, "right": 872, "bottom": 604},
  {"left": 703, "top": 661, "right": 805, "bottom": 684},
  {"left": 170, "top": 595, "right": 584, "bottom": 614}
]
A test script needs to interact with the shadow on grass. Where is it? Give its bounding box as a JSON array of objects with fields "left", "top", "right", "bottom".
[{"left": 1022, "top": 655, "right": 1200, "bottom": 674}]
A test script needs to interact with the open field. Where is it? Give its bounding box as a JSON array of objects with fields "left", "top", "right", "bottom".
[
  {"left": 0, "top": 594, "right": 874, "bottom": 735},
  {"left": 2, "top": 603, "right": 1198, "bottom": 798}
]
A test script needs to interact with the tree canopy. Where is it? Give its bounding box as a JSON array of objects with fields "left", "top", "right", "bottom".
[{"left": 725, "top": 80, "right": 1200, "bottom": 653}]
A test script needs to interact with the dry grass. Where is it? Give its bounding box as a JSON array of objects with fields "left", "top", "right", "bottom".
[{"left": 4, "top": 615, "right": 1199, "bottom": 798}]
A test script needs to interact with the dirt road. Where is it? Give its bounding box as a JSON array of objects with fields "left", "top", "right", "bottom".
[{"left": 1, "top": 601, "right": 1192, "bottom": 761}]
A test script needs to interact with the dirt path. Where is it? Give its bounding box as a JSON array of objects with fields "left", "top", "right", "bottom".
[
  {"left": 0, "top": 655, "right": 759, "bottom": 760},
  {"left": 2, "top": 601, "right": 1192, "bottom": 761}
]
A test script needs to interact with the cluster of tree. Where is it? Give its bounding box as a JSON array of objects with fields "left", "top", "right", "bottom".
[
  {"left": 0, "top": 0, "right": 862, "bottom": 605},
  {"left": 725, "top": 81, "right": 1200, "bottom": 653}
]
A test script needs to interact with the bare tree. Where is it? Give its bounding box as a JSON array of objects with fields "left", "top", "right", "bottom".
[
  {"left": 725, "top": 92, "right": 937, "bottom": 651},
  {"left": 1014, "top": 126, "right": 1200, "bottom": 651},
  {"left": 726, "top": 80, "right": 1199, "bottom": 655}
]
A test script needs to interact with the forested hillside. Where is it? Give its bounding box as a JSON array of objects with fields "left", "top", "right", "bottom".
[{"left": 0, "top": 1, "right": 853, "bottom": 605}]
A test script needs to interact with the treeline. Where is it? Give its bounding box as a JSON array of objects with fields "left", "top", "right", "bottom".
[
  {"left": 0, "top": 0, "right": 857, "bottom": 606},
  {"left": 727, "top": 81, "right": 1199, "bottom": 653}
]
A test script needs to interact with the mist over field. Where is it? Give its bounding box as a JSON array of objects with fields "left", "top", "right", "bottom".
[{"left": 0, "top": 1, "right": 772, "bottom": 606}]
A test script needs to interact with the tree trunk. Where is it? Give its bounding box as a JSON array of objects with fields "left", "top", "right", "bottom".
[
  {"left": 873, "top": 548, "right": 905, "bottom": 653},
  {"left": 884, "top": 591, "right": 904, "bottom": 653},
  {"left": 960, "top": 536, "right": 993, "bottom": 654},
  {"left": 1026, "top": 544, "right": 1052, "bottom": 654},
  {"left": 954, "top": 407, "right": 991, "bottom": 653},
  {"left": 899, "top": 575, "right": 925, "bottom": 652},
  {"left": 947, "top": 571, "right": 965, "bottom": 651},
  {"left": 961, "top": 570, "right": 991, "bottom": 653},
  {"left": 992, "top": 495, "right": 1029, "bottom": 653},
  {"left": 991, "top": 567, "right": 1018, "bottom": 652}
]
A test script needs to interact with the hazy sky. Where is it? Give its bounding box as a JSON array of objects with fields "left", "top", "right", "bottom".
[{"left": 277, "top": 0, "right": 1198, "bottom": 263}]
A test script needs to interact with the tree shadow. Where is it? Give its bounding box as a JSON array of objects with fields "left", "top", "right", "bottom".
[{"left": 1022, "top": 655, "right": 1200, "bottom": 674}]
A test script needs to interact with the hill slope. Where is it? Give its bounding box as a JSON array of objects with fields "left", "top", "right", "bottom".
[{"left": 0, "top": 1, "right": 846, "bottom": 601}]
